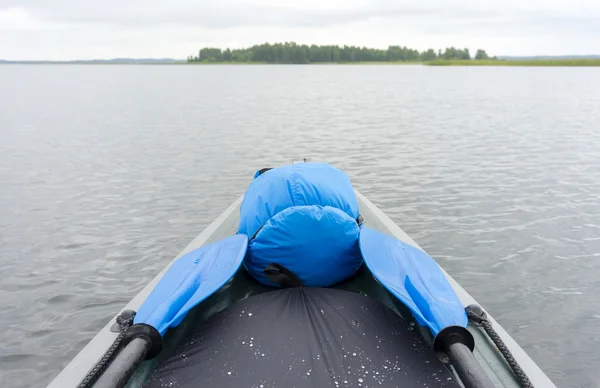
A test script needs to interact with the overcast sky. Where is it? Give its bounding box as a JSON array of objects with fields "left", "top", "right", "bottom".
[{"left": 1, "top": 0, "right": 599, "bottom": 60}]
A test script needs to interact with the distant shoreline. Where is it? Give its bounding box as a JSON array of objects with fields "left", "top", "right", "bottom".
[
  {"left": 2, "top": 59, "right": 600, "bottom": 66},
  {"left": 425, "top": 59, "right": 600, "bottom": 66}
]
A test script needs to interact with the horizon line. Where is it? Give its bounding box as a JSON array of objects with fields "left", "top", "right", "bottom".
[{"left": 3, "top": 54, "right": 600, "bottom": 63}]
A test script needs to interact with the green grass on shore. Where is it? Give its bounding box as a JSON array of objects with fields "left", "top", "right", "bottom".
[
  {"left": 335, "top": 61, "right": 422, "bottom": 65},
  {"left": 425, "top": 59, "right": 600, "bottom": 66}
]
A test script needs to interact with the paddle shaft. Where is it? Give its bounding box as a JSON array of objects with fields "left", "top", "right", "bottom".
[
  {"left": 446, "top": 342, "right": 495, "bottom": 388},
  {"left": 93, "top": 338, "right": 149, "bottom": 388}
]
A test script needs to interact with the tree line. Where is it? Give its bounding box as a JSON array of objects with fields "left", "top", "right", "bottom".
[{"left": 187, "top": 42, "right": 492, "bottom": 63}]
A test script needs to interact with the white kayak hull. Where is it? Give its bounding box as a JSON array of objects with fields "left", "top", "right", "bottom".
[{"left": 47, "top": 192, "right": 556, "bottom": 388}]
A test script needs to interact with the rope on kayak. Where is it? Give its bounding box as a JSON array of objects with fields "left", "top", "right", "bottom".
[
  {"left": 77, "top": 310, "right": 136, "bottom": 388},
  {"left": 466, "top": 305, "right": 534, "bottom": 388}
]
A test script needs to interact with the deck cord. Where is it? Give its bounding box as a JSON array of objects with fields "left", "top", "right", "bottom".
[
  {"left": 466, "top": 306, "right": 534, "bottom": 388},
  {"left": 77, "top": 312, "right": 135, "bottom": 388}
]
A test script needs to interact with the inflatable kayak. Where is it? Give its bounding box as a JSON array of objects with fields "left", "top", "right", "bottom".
[{"left": 47, "top": 163, "right": 556, "bottom": 388}]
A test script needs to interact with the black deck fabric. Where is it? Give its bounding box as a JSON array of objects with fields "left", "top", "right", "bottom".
[{"left": 143, "top": 288, "right": 459, "bottom": 388}]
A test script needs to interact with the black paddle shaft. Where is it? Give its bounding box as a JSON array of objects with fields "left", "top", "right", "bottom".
[
  {"left": 93, "top": 322, "right": 163, "bottom": 388},
  {"left": 434, "top": 326, "right": 495, "bottom": 388},
  {"left": 446, "top": 342, "right": 495, "bottom": 388},
  {"left": 93, "top": 338, "right": 149, "bottom": 388}
]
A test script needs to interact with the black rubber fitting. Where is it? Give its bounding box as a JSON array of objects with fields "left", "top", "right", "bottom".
[
  {"left": 465, "top": 304, "right": 488, "bottom": 323},
  {"left": 116, "top": 309, "right": 136, "bottom": 326},
  {"left": 434, "top": 325, "right": 475, "bottom": 353},
  {"left": 356, "top": 215, "right": 364, "bottom": 226},
  {"left": 123, "top": 323, "right": 163, "bottom": 360},
  {"left": 111, "top": 310, "right": 137, "bottom": 333}
]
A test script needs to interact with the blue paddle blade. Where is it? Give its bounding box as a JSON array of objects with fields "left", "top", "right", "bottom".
[
  {"left": 134, "top": 234, "right": 248, "bottom": 335},
  {"left": 359, "top": 227, "right": 467, "bottom": 336}
]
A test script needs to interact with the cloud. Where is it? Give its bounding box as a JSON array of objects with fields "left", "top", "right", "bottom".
[
  {"left": 1, "top": 0, "right": 600, "bottom": 59},
  {"left": 0, "top": 1, "right": 519, "bottom": 29}
]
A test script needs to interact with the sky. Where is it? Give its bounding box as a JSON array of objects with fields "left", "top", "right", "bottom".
[{"left": 1, "top": 0, "right": 600, "bottom": 60}]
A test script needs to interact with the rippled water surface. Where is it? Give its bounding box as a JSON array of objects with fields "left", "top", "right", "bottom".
[{"left": 1, "top": 65, "right": 600, "bottom": 388}]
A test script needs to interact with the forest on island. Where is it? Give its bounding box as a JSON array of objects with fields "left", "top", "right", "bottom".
[{"left": 187, "top": 42, "right": 493, "bottom": 63}]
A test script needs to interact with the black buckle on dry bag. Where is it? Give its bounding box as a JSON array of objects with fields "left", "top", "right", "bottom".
[
  {"left": 257, "top": 168, "right": 272, "bottom": 176},
  {"left": 264, "top": 263, "right": 304, "bottom": 288}
]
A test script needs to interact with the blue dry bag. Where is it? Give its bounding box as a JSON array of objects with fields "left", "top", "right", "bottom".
[{"left": 238, "top": 162, "right": 363, "bottom": 287}]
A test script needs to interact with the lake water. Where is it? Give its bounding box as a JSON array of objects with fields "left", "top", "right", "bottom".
[{"left": 1, "top": 64, "right": 600, "bottom": 388}]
